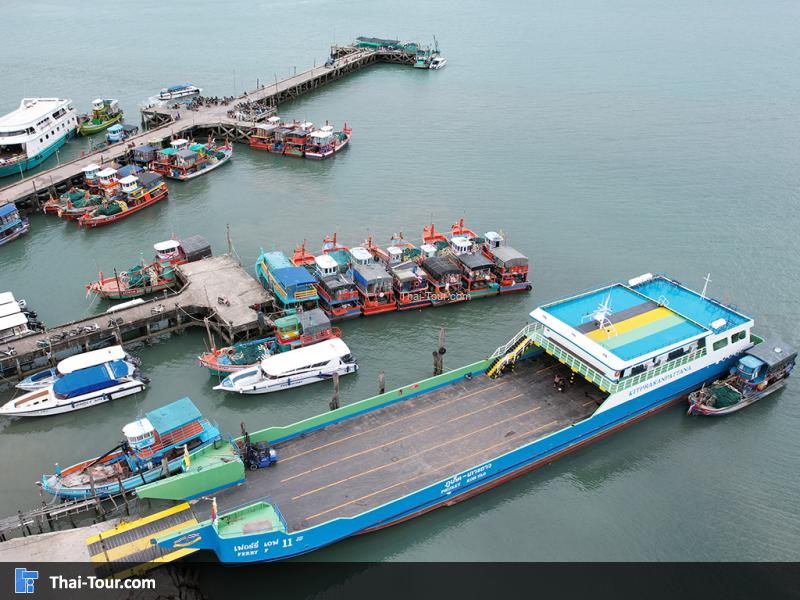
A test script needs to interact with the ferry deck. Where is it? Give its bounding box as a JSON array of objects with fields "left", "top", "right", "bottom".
[{"left": 208, "top": 354, "right": 601, "bottom": 531}]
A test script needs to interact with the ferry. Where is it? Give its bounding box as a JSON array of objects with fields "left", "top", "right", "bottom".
[
  {"left": 255, "top": 251, "right": 319, "bottom": 311},
  {"left": 150, "top": 138, "right": 233, "bottom": 181},
  {"left": 86, "top": 236, "right": 211, "bottom": 300},
  {"left": 16, "top": 345, "right": 132, "bottom": 391},
  {"left": 78, "top": 171, "right": 169, "bottom": 228},
  {"left": 688, "top": 340, "right": 795, "bottom": 415},
  {"left": 198, "top": 308, "right": 341, "bottom": 376},
  {"left": 0, "top": 98, "right": 77, "bottom": 178},
  {"left": 152, "top": 273, "right": 782, "bottom": 563},
  {"left": 0, "top": 203, "right": 29, "bottom": 247},
  {"left": 0, "top": 356, "right": 146, "bottom": 417},
  {"left": 213, "top": 338, "right": 357, "bottom": 395},
  {"left": 77, "top": 99, "right": 122, "bottom": 136},
  {"left": 41, "top": 398, "right": 220, "bottom": 499},
  {"left": 158, "top": 84, "right": 202, "bottom": 101}
]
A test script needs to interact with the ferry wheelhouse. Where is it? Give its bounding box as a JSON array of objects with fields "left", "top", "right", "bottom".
[
  {"left": 255, "top": 251, "right": 319, "bottom": 311},
  {"left": 312, "top": 253, "right": 362, "bottom": 321},
  {"left": 41, "top": 398, "right": 220, "bottom": 499},
  {"left": 482, "top": 231, "right": 531, "bottom": 292},
  {"left": 153, "top": 274, "right": 780, "bottom": 565},
  {"left": 0, "top": 203, "right": 29, "bottom": 247},
  {"left": 151, "top": 138, "right": 233, "bottom": 180},
  {"left": 78, "top": 171, "right": 169, "bottom": 228},
  {"left": 349, "top": 246, "right": 396, "bottom": 315},
  {"left": 0, "top": 98, "right": 77, "bottom": 178}
]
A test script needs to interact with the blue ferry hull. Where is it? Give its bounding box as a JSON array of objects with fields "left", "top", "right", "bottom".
[
  {"left": 158, "top": 354, "right": 738, "bottom": 563},
  {"left": 0, "top": 130, "right": 74, "bottom": 178}
]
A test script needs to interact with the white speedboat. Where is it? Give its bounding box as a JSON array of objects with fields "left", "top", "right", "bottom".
[
  {"left": 16, "top": 345, "right": 131, "bottom": 391},
  {"left": 429, "top": 56, "right": 447, "bottom": 70},
  {"left": 0, "top": 359, "right": 147, "bottom": 417},
  {"left": 214, "top": 338, "right": 357, "bottom": 395},
  {"left": 157, "top": 84, "right": 202, "bottom": 101}
]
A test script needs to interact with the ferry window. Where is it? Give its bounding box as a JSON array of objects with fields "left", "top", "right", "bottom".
[
  {"left": 713, "top": 338, "right": 729, "bottom": 351},
  {"left": 731, "top": 331, "right": 746, "bottom": 343},
  {"left": 630, "top": 364, "right": 646, "bottom": 376},
  {"left": 667, "top": 348, "right": 685, "bottom": 361}
]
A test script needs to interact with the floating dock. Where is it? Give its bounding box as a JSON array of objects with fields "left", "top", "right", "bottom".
[
  {"left": 0, "top": 41, "right": 420, "bottom": 212},
  {"left": 0, "top": 255, "right": 272, "bottom": 384}
]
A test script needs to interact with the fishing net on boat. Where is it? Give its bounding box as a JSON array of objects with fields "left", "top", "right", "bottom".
[
  {"left": 206, "top": 149, "right": 226, "bottom": 160},
  {"left": 709, "top": 385, "right": 741, "bottom": 408},
  {"left": 60, "top": 191, "right": 85, "bottom": 202},
  {"left": 228, "top": 342, "right": 270, "bottom": 365},
  {"left": 403, "top": 248, "right": 422, "bottom": 260},
  {"left": 94, "top": 201, "right": 126, "bottom": 216},
  {"left": 434, "top": 240, "right": 450, "bottom": 251},
  {"left": 72, "top": 194, "right": 102, "bottom": 209}
]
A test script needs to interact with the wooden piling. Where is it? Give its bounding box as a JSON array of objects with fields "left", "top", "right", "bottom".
[
  {"left": 330, "top": 372, "right": 340, "bottom": 411},
  {"left": 378, "top": 371, "right": 385, "bottom": 395}
]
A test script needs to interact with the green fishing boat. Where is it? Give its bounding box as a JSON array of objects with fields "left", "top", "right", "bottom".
[{"left": 78, "top": 99, "right": 123, "bottom": 135}]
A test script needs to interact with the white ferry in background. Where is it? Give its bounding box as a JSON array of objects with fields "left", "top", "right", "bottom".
[
  {"left": 0, "top": 98, "right": 77, "bottom": 178},
  {"left": 157, "top": 84, "right": 202, "bottom": 101}
]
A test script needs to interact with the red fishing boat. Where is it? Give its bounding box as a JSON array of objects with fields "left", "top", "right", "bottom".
[
  {"left": 481, "top": 231, "right": 532, "bottom": 293},
  {"left": 304, "top": 123, "right": 352, "bottom": 159},
  {"left": 77, "top": 172, "right": 168, "bottom": 229},
  {"left": 422, "top": 222, "right": 448, "bottom": 245},
  {"left": 349, "top": 246, "right": 397, "bottom": 315},
  {"left": 450, "top": 217, "right": 478, "bottom": 240},
  {"left": 366, "top": 235, "right": 431, "bottom": 310},
  {"left": 291, "top": 240, "right": 317, "bottom": 267}
]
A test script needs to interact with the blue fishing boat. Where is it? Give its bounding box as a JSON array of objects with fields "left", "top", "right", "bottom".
[
  {"left": 255, "top": 250, "right": 319, "bottom": 310},
  {"left": 0, "top": 203, "right": 29, "bottom": 247},
  {"left": 152, "top": 273, "right": 787, "bottom": 563},
  {"left": 41, "top": 398, "right": 221, "bottom": 499}
]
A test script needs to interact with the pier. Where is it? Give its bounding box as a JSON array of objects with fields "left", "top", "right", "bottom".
[
  {"left": 0, "top": 255, "right": 272, "bottom": 385},
  {"left": 0, "top": 43, "right": 418, "bottom": 212}
]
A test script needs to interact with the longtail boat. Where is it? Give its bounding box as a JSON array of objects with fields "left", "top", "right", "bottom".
[{"left": 78, "top": 171, "right": 168, "bottom": 228}]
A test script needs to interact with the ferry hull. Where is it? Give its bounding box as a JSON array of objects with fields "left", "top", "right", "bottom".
[
  {"left": 157, "top": 353, "right": 740, "bottom": 563},
  {"left": 0, "top": 130, "right": 74, "bottom": 178}
]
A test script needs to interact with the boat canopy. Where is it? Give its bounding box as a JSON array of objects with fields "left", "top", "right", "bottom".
[
  {"left": 52, "top": 360, "right": 129, "bottom": 399},
  {"left": 491, "top": 246, "right": 528, "bottom": 268},
  {"left": 422, "top": 256, "right": 461, "bottom": 279},
  {"left": 137, "top": 172, "right": 162, "bottom": 187},
  {"left": 0, "top": 312, "right": 27, "bottom": 331},
  {"left": 179, "top": 235, "right": 212, "bottom": 261},
  {"left": 81, "top": 163, "right": 101, "bottom": 173},
  {"left": 56, "top": 345, "right": 126, "bottom": 375},
  {"left": 0, "top": 292, "right": 15, "bottom": 306},
  {"left": 260, "top": 338, "right": 351, "bottom": 378},
  {"left": 0, "top": 204, "right": 18, "bottom": 219},
  {"left": 273, "top": 266, "right": 317, "bottom": 290},
  {"left": 117, "top": 164, "right": 143, "bottom": 177},
  {"left": 0, "top": 302, "right": 21, "bottom": 318},
  {"left": 745, "top": 339, "right": 797, "bottom": 370},
  {"left": 262, "top": 251, "right": 293, "bottom": 271},
  {"left": 354, "top": 263, "right": 392, "bottom": 287},
  {"left": 458, "top": 253, "right": 493, "bottom": 271},
  {"left": 298, "top": 308, "right": 332, "bottom": 337},
  {"left": 146, "top": 397, "right": 201, "bottom": 435}
]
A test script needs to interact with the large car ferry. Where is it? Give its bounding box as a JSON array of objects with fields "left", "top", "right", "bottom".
[
  {"left": 0, "top": 98, "right": 77, "bottom": 177},
  {"left": 148, "top": 273, "right": 784, "bottom": 563}
]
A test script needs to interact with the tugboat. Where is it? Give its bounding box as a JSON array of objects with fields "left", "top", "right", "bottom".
[
  {"left": 688, "top": 340, "right": 796, "bottom": 415},
  {"left": 77, "top": 99, "right": 123, "bottom": 135},
  {"left": 41, "top": 397, "right": 220, "bottom": 499}
]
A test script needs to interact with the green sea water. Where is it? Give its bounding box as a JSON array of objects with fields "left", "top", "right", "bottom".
[{"left": 0, "top": 0, "right": 798, "bottom": 561}]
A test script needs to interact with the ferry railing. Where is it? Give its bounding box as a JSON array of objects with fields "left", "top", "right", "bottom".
[{"left": 490, "top": 323, "right": 541, "bottom": 359}]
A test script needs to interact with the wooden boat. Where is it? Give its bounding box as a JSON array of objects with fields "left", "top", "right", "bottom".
[
  {"left": 311, "top": 254, "right": 362, "bottom": 321},
  {"left": 87, "top": 240, "right": 185, "bottom": 299},
  {"left": 78, "top": 172, "right": 168, "bottom": 228},
  {"left": 688, "top": 340, "right": 796, "bottom": 415},
  {"left": 304, "top": 123, "right": 352, "bottom": 159},
  {"left": 0, "top": 203, "right": 29, "bottom": 247},
  {"left": 78, "top": 99, "right": 123, "bottom": 136},
  {"left": 150, "top": 138, "right": 233, "bottom": 181},
  {"left": 106, "top": 123, "right": 138, "bottom": 143},
  {"left": 365, "top": 234, "right": 430, "bottom": 310},
  {"left": 40, "top": 398, "right": 220, "bottom": 499},
  {"left": 481, "top": 231, "right": 532, "bottom": 293},
  {"left": 350, "top": 246, "right": 396, "bottom": 315},
  {"left": 449, "top": 235, "right": 499, "bottom": 299}
]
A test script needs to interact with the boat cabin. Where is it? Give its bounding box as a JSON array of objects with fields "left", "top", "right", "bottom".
[
  {"left": 0, "top": 311, "right": 28, "bottom": 342},
  {"left": 170, "top": 139, "right": 189, "bottom": 151},
  {"left": 260, "top": 338, "right": 353, "bottom": 380},
  {"left": 133, "top": 145, "right": 157, "bottom": 164},
  {"left": 456, "top": 252, "right": 496, "bottom": 290},
  {"left": 154, "top": 239, "right": 183, "bottom": 262},
  {"left": 96, "top": 167, "right": 118, "bottom": 189},
  {"left": 123, "top": 418, "right": 156, "bottom": 451},
  {"left": 313, "top": 254, "right": 360, "bottom": 311},
  {"left": 421, "top": 256, "right": 462, "bottom": 289},
  {"left": 118, "top": 175, "right": 139, "bottom": 195},
  {"left": 450, "top": 236, "right": 473, "bottom": 256},
  {"left": 735, "top": 340, "right": 797, "bottom": 385},
  {"left": 81, "top": 163, "right": 101, "bottom": 185},
  {"left": 419, "top": 243, "right": 438, "bottom": 259},
  {"left": 174, "top": 149, "right": 199, "bottom": 167},
  {"left": 349, "top": 246, "right": 375, "bottom": 267}
]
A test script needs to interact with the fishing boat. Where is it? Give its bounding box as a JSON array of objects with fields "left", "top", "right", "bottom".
[
  {"left": 349, "top": 246, "right": 396, "bottom": 315},
  {"left": 199, "top": 308, "right": 341, "bottom": 376},
  {"left": 106, "top": 123, "right": 138, "bottom": 143},
  {"left": 47, "top": 189, "right": 104, "bottom": 220},
  {"left": 420, "top": 250, "right": 465, "bottom": 306},
  {"left": 304, "top": 123, "right": 352, "bottom": 159},
  {"left": 0, "top": 98, "right": 77, "bottom": 178},
  {"left": 158, "top": 84, "right": 202, "bottom": 101},
  {"left": 366, "top": 234, "right": 430, "bottom": 310},
  {"left": 283, "top": 127, "right": 311, "bottom": 157},
  {"left": 449, "top": 236, "right": 499, "bottom": 299},
  {"left": 154, "top": 273, "right": 782, "bottom": 564},
  {"left": 16, "top": 346, "right": 131, "bottom": 391},
  {"left": 248, "top": 118, "right": 299, "bottom": 153},
  {"left": 41, "top": 397, "right": 221, "bottom": 499},
  {"left": 481, "top": 231, "right": 532, "bottom": 293},
  {"left": 150, "top": 138, "right": 233, "bottom": 180},
  {"left": 688, "top": 340, "right": 796, "bottom": 415},
  {"left": 78, "top": 172, "right": 168, "bottom": 228},
  {"left": 0, "top": 203, "right": 29, "bottom": 247},
  {"left": 312, "top": 254, "right": 362, "bottom": 321},
  {"left": 77, "top": 99, "right": 122, "bottom": 135},
  {"left": 0, "top": 357, "right": 146, "bottom": 417},
  {"left": 214, "top": 338, "right": 357, "bottom": 395},
  {"left": 255, "top": 251, "right": 319, "bottom": 311}
]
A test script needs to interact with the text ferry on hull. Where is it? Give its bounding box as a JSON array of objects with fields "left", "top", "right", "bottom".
[{"left": 151, "top": 273, "right": 787, "bottom": 563}]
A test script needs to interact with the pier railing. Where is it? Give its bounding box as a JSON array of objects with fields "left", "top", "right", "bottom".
[{"left": 494, "top": 322, "right": 709, "bottom": 394}]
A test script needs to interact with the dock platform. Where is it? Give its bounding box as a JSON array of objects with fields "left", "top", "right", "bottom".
[
  {"left": 0, "top": 255, "right": 272, "bottom": 385},
  {"left": 205, "top": 354, "right": 598, "bottom": 531}
]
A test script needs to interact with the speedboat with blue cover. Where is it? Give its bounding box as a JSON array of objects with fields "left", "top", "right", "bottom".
[
  {"left": 41, "top": 397, "right": 221, "bottom": 499},
  {"left": 15, "top": 345, "right": 132, "bottom": 391},
  {"left": 0, "top": 358, "right": 146, "bottom": 417}
]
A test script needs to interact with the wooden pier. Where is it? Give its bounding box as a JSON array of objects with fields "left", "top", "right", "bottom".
[
  {"left": 0, "top": 44, "right": 417, "bottom": 212},
  {"left": 0, "top": 255, "right": 273, "bottom": 385}
]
